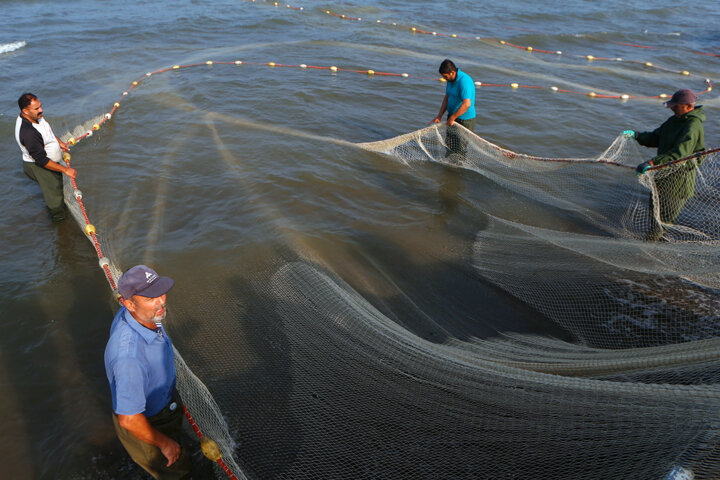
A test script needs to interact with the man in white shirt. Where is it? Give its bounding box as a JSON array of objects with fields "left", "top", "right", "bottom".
[{"left": 15, "top": 93, "right": 76, "bottom": 222}]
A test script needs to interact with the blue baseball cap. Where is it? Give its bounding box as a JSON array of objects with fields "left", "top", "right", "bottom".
[{"left": 118, "top": 265, "right": 174, "bottom": 299}]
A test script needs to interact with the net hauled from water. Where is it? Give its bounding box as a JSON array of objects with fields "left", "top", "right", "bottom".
[{"left": 62, "top": 122, "right": 720, "bottom": 479}]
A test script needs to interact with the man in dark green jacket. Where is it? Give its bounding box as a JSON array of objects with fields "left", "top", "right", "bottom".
[{"left": 623, "top": 88, "right": 706, "bottom": 240}]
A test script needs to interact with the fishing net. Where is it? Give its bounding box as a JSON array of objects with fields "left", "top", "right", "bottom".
[
  {"left": 62, "top": 123, "right": 720, "bottom": 479},
  {"left": 360, "top": 124, "right": 720, "bottom": 243},
  {"left": 361, "top": 124, "right": 720, "bottom": 348}
]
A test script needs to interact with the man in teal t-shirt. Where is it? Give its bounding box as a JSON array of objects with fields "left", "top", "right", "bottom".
[{"left": 431, "top": 59, "right": 476, "bottom": 157}]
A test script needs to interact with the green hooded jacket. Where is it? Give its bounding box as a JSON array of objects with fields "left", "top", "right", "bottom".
[
  {"left": 636, "top": 106, "right": 706, "bottom": 199},
  {"left": 636, "top": 105, "right": 705, "bottom": 165}
]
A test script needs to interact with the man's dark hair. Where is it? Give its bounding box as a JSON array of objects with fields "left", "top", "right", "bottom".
[
  {"left": 439, "top": 59, "right": 457, "bottom": 75},
  {"left": 18, "top": 92, "right": 37, "bottom": 111}
]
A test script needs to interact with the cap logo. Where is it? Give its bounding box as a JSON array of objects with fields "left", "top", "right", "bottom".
[{"left": 118, "top": 265, "right": 173, "bottom": 299}]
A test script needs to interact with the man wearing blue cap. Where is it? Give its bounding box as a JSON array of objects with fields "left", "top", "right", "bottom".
[
  {"left": 622, "top": 88, "right": 706, "bottom": 240},
  {"left": 104, "top": 265, "right": 191, "bottom": 479}
]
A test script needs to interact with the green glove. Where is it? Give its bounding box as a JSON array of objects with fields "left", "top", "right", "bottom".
[
  {"left": 622, "top": 130, "right": 636, "bottom": 138},
  {"left": 636, "top": 160, "right": 653, "bottom": 175}
]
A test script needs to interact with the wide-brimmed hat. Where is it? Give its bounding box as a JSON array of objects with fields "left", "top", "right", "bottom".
[
  {"left": 118, "top": 265, "right": 174, "bottom": 299},
  {"left": 665, "top": 88, "right": 697, "bottom": 107}
]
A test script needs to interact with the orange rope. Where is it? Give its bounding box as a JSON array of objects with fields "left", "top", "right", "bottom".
[
  {"left": 63, "top": 91, "right": 240, "bottom": 479},
  {"left": 62, "top": 157, "right": 117, "bottom": 292},
  {"left": 693, "top": 51, "right": 720, "bottom": 58},
  {"left": 183, "top": 406, "right": 239, "bottom": 480},
  {"left": 64, "top": 60, "right": 715, "bottom": 153},
  {"left": 62, "top": 164, "right": 239, "bottom": 478},
  {"left": 610, "top": 41, "right": 657, "bottom": 50}
]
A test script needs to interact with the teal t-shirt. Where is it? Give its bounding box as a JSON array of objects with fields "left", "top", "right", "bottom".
[{"left": 445, "top": 69, "right": 476, "bottom": 120}]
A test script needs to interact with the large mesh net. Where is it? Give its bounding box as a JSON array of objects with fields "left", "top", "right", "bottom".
[
  {"left": 63, "top": 123, "right": 720, "bottom": 479},
  {"left": 360, "top": 125, "right": 720, "bottom": 348}
]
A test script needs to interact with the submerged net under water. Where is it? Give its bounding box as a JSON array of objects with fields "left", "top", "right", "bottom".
[{"left": 64, "top": 123, "right": 720, "bottom": 479}]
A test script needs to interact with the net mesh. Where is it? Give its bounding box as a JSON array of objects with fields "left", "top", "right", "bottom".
[
  {"left": 359, "top": 124, "right": 720, "bottom": 243},
  {"left": 62, "top": 123, "right": 720, "bottom": 479},
  {"left": 360, "top": 125, "right": 720, "bottom": 348}
]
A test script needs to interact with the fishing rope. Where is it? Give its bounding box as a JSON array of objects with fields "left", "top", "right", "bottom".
[
  {"left": 61, "top": 151, "right": 117, "bottom": 291},
  {"left": 184, "top": 406, "right": 239, "bottom": 480},
  {"left": 245, "top": 0, "right": 719, "bottom": 69},
  {"left": 60, "top": 147, "right": 238, "bottom": 478},
  {"left": 647, "top": 146, "right": 720, "bottom": 172},
  {"left": 65, "top": 60, "right": 713, "bottom": 150},
  {"left": 600, "top": 39, "right": 718, "bottom": 58}
]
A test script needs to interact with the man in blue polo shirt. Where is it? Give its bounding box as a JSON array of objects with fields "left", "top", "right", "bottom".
[
  {"left": 431, "top": 59, "right": 477, "bottom": 158},
  {"left": 104, "top": 265, "right": 191, "bottom": 479}
]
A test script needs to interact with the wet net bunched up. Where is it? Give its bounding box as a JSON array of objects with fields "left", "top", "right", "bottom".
[
  {"left": 62, "top": 121, "right": 720, "bottom": 479},
  {"left": 360, "top": 123, "right": 720, "bottom": 348}
]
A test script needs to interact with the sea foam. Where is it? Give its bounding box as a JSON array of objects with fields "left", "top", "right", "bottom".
[{"left": 0, "top": 41, "right": 27, "bottom": 54}]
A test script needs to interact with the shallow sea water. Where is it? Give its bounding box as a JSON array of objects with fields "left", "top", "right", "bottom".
[{"left": 0, "top": 0, "right": 718, "bottom": 478}]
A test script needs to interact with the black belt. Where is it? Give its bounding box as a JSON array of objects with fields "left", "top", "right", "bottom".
[{"left": 148, "top": 390, "right": 181, "bottom": 419}]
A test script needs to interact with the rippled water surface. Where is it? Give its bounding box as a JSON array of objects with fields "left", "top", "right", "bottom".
[{"left": 0, "top": 0, "right": 718, "bottom": 478}]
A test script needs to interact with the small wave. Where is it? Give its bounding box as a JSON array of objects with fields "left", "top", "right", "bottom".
[{"left": 0, "top": 41, "right": 27, "bottom": 54}]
